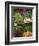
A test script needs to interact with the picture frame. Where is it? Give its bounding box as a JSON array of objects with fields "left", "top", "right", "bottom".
[{"left": 5, "top": 1, "right": 38, "bottom": 45}]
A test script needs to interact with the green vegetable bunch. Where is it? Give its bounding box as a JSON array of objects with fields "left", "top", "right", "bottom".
[{"left": 13, "top": 8, "right": 32, "bottom": 32}]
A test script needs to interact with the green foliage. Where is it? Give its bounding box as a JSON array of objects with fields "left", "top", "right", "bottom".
[
  {"left": 24, "top": 11, "right": 32, "bottom": 19},
  {"left": 15, "top": 12, "right": 23, "bottom": 24},
  {"left": 13, "top": 8, "right": 32, "bottom": 32}
]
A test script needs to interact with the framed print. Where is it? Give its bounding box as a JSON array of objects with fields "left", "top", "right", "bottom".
[{"left": 5, "top": 1, "right": 38, "bottom": 45}]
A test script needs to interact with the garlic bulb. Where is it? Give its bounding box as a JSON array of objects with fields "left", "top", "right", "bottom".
[{"left": 24, "top": 18, "right": 32, "bottom": 23}]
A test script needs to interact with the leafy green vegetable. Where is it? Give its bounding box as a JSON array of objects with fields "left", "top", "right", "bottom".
[{"left": 12, "top": 8, "right": 32, "bottom": 32}]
